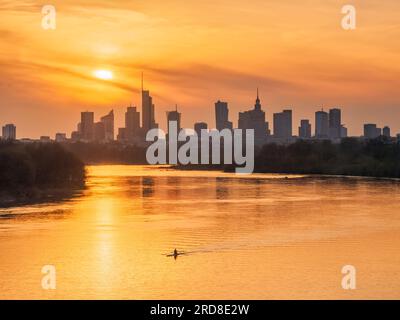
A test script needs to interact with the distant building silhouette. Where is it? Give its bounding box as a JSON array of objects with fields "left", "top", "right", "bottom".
[
  {"left": 273, "top": 110, "right": 292, "bottom": 139},
  {"left": 71, "top": 131, "right": 80, "bottom": 142},
  {"left": 329, "top": 108, "right": 342, "bottom": 139},
  {"left": 80, "top": 112, "right": 94, "bottom": 141},
  {"left": 100, "top": 110, "right": 114, "bottom": 141},
  {"left": 315, "top": 110, "right": 329, "bottom": 139},
  {"left": 167, "top": 105, "right": 182, "bottom": 136},
  {"left": 238, "top": 90, "right": 270, "bottom": 145},
  {"left": 340, "top": 125, "right": 348, "bottom": 138},
  {"left": 141, "top": 76, "right": 158, "bottom": 132},
  {"left": 125, "top": 106, "right": 141, "bottom": 142},
  {"left": 117, "top": 128, "right": 127, "bottom": 142},
  {"left": 364, "top": 124, "right": 381, "bottom": 139},
  {"left": 2, "top": 124, "right": 16, "bottom": 140},
  {"left": 298, "top": 120, "right": 311, "bottom": 139},
  {"left": 215, "top": 100, "right": 233, "bottom": 131},
  {"left": 194, "top": 122, "right": 208, "bottom": 137},
  {"left": 55, "top": 133, "right": 67, "bottom": 142},
  {"left": 383, "top": 126, "right": 391, "bottom": 138},
  {"left": 40, "top": 136, "right": 51, "bottom": 143},
  {"left": 94, "top": 122, "right": 106, "bottom": 142}
]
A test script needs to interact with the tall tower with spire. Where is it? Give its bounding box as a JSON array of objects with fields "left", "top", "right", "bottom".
[
  {"left": 238, "top": 89, "right": 270, "bottom": 144},
  {"left": 141, "top": 73, "right": 158, "bottom": 131},
  {"left": 255, "top": 88, "right": 261, "bottom": 111}
]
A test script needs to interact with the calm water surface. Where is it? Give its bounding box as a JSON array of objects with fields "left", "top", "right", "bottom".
[{"left": 1, "top": 165, "right": 400, "bottom": 299}]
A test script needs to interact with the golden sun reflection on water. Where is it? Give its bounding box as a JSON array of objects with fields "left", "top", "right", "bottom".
[{"left": 1, "top": 165, "right": 400, "bottom": 299}]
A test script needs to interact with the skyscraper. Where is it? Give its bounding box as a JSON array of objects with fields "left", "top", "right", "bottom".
[
  {"left": 125, "top": 106, "right": 141, "bottom": 142},
  {"left": 238, "top": 90, "right": 270, "bottom": 145},
  {"left": 194, "top": 122, "right": 208, "bottom": 137},
  {"left": 329, "top": 108, "right": 341, "bottom": 139},
  {"left": 100, "top": 110, "right": 114, "bottom": 141},
  {"left": 215, "top": 101, "right": 233, "bottom": 131},
  {"left": 141, "top": 76, "right": 158, "bottom": 132},
  {"left": 298, "top": 120, "right": 311, "bottom": 139},
  {"left": 383, "top": 126, "right": 391, "bottom": 138},
  {"left": 364, "top": 124, "right": 381, "bottom": 139},
  {"left": 94, "top": 122, "right": 106, "bottom": 142},
  {"left": 315, "top": 110, "right": 329, "bottom": 139},
  {"left": 81, "top": 111, "right": 94, "bottom": 141},
  {"left": 273, "top": 110, "right": 292, "bottom": 139},
  {"left": 167, "top": 105, "right": 182, "bottom": 136},
  {"left": 2, "top": 124, "right": 16, "bottom": 140}
]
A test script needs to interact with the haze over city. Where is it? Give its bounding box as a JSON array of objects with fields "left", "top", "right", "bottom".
[{"left": 1, "top": 0, "right": 400, "bottom": 138}]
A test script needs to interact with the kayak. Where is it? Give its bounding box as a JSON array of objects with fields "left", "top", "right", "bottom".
[{"left": 166, "top": 251, "right": 187, "bottom": 257}]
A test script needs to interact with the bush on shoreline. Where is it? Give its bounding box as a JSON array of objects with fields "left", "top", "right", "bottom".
[
  {"left": 0, "top": 141, "right": 86, "bottom": 190},
  {"left": 255, "top": 138, "right": 400, "bottom": 178}
]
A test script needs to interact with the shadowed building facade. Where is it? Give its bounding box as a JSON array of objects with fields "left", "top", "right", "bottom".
[
  {"left": 142, "top": 90, "right": 158, "bottom": 132},
  {"left": 1, "top": 124, "right": 16, "bottom": 140},
  {"left": 215, "top": 101, "right": 233, "bottom": 131},
  {"left": 273, "top": 110, "right": 292, "bottom": 140},
  {"left": 238, "top": 90, "right": 270, "bottom": 145},
  {"left": 81, "top": 111, "right": 94, "bottom": 142},
  {"left": 298, "top": 120, "right": 312, "bottom": 139},
  {"left": 100, "top": 110, "right": 114, "bottom": 142},
  {"left": 315, "top": 110, "right": 329, "bottom": 139}
]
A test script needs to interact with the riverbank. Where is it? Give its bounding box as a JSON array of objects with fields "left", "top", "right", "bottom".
[
  {"left": 0, "top": 142, "right": 85, "bottom": 206},
  {"left": 60, "top": 138, "right": 400, "bottom": 179}
]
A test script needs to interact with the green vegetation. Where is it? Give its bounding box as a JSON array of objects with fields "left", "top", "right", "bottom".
[
  {"left": 61, "top": 138, "right": 400, "bottom": 178},
  {"left": 61, "top": 142, "right": 147, "bottom": 164},
  {"left": 0, "top": 142, "right": 85, "bottom": 203},
  {"left": 255, "top": 138, "right": 400, "bottom": 178}
]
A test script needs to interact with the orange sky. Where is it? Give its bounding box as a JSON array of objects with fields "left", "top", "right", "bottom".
[{"left": 0, "top": 0, "right": 399, "bottom": 138}]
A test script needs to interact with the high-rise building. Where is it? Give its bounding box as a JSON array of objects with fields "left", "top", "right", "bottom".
[
  {"left": 215, "top": 101, "right": 233, "bottom": 131},
  {"left": 383, "top": 126, "right": 391, "bottom": 138},
  {"left": 364, "top": 124, "right": 381, "bottom": 139},
  {"left": 141, "top": 74, "right": 158, "bottom": 132},
  {"left": 125, "top": 107, "right": 141, "bottom": 141},
  {"left": 315, "top": 110, "right": 329, "bottom": 139},
  {"left": 81, "top": 111, "right": 94, "bottom": 141},
  {"left": 329, "top": 108, "right": 342, "bottom": 139},
  {"left": 71, "top": 131, "right": 80, "bottom": 142},
  {"left": 340, "top": 125, "right": 348, "bottom": 138},
  {"left": 238, "top": 90, "right": 270, "bottom": 145},
  {"left": 100, "top": 110, "right": 114, "bottom": 141},
  {"left": 194, "top": 122, "right": 208, "bottom": 137},
  {"left": 298, "top": 120, "right": 311, "bottom": 139},
  {"left": 273, "top": 110, "right": 292, "bottom": 139},
  {"left": 167, "top": 106, "right": 182, "bottom": 136},
  {"left": 94, "top": 122, "right": 106, "bottom": 142},
  {"left": 2, "top": 124, "right": 16, "bottom": 140},
  {"left": 117, "top": 128, "right": 127, "bottom": 142}
]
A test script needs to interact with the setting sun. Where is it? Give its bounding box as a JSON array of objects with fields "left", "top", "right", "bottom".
[{"left": 93, "top": 70, "right": 113, "bottom": 80}]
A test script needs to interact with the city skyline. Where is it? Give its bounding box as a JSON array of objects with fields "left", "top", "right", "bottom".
[
  {"left": 1, "top": 1, "right": 400, "bottom": 138},
  {"left": 2, "top": 87, "right": 398, "bottom": 144}
]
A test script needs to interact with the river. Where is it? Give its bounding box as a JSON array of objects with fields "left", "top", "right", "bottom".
[{"left": 0, "top": 165, "right": 400, "bottom": 299}]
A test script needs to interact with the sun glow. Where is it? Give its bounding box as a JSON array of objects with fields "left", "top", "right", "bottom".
[{"left": 93, "top": 69, "right": 113, "bottom": 80}]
